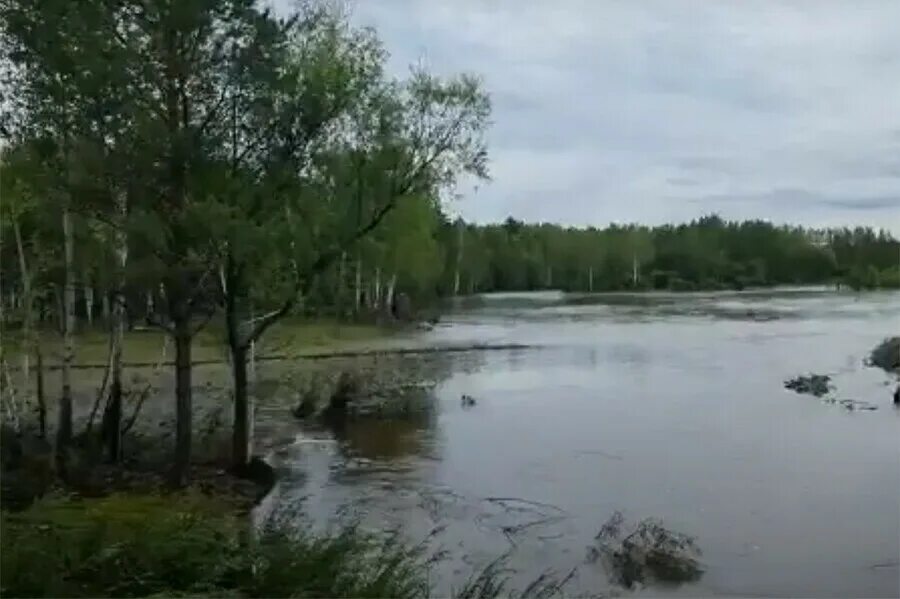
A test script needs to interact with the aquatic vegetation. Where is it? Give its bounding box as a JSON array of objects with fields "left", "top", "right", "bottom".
[
  {"left": 587, "top": 511, "right": 703, "bottom": 589},
  {"left": 867, "top": 337, "right": 900, "bottom": 374},
  {"left": 784, "top": 373, "right": 832, "bottom": 397}
]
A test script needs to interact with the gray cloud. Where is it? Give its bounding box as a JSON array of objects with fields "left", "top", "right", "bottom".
[{"left": 277, "top": 0, "right": 900, "bottom": 233}]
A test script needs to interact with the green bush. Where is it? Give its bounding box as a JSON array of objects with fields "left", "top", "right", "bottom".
[
  {"left": 879, "top": 266, "right": 900, "bottom": 289},
  {"left": 1, "top": 493, "right": 581, "bottom": 598},
  {"left": 0, "top": 493, "right": 426, "bottom": 598}
]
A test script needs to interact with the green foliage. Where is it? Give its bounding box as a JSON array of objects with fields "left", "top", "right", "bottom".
[
  {"left": 437, "top": 215, "right": 898, "bottom": 294},
  {"left": 0, "top": 493, "right": 429, "bottom": 598}
]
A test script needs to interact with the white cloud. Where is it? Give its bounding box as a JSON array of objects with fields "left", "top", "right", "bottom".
[{"left": 278, "top": 0, "right": 900, "bottom": 232}]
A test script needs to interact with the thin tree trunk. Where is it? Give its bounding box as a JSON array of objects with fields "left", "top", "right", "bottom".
[
  {"left": 454, "top": 220, "right": 464, "bottom": 296},
  {"left": 146, "top": 289, "right": 154, "bottom": 320},
  {"left": 56, "top": 205, "right": 75, "bottom": 469},
  {"left": 373, "top": 266, "right": 381, "bottom": 309},
  {"left": 104, "top": 198, "right": 127, "bottom": 461},
  {"left": 84, "top": 281, "right": 94, "bottom": 327},
  {"left": 385, "top": 273, "right": 397, "bottom": 317},
  {"left": 54, "top": 284, "right": 64, "bottom": 333},
  {"left": 36, "top": 343, "right": 46, "bottom": 438},
  {"left": 172, "top": 318, "right": 192, "bottom": 486},
  {"left": 230, "top": 344, "right": 251, "bottom": 469},
  {"left": 354, "top": 258, "right": 362, "bottom": 313},
  {"left": 337, "top": 251, "right": 346, "bottom": 316},
  {"left": 224, "top": 258, "right": 252, "bottom": 470},
  {"left": 248, "top": 304, "right": 256, "bottom": 382},
  {"left": 588, "top": 266, "right": 594, "bottom": 292},
  {"left": 101, "top": 292, "right": 110, "bottom": 322},
  {"left": 2, "top": 358, "right": 21, "bottom": 432},
  {"left": 13, "top": 219, "right": 33, "bottom": 396}
]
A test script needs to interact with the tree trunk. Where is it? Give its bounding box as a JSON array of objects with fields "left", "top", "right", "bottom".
[
  {"left": 588, "top": 266, "right": 594, "bottom": 293},
  {"left": 13, "top": 219, "right": 33, "bottom": 397},
  {"left": 146, "top": 289, "right": 154, "bottom": 320},
  {"left": 230, "top": 344, "right": 251, "bottom": 469},
  {"left": 172, "top": 318, "right": 193, "bottom": 486},
  {"left": 454, "top": 220, "right": 464, "bottom": 296},
  {"left": 104, "top": 195, "right": 128, "bottom": 462},
  {"left": 101, "top": 292, "right": 110, "bottom": 322},
  {"left": 56, "top": 206, "right": 75, "bottom": 469},
  {"left": 54, "top": 285, "right": 64, "bottom": 333},
  {"left": 224, "top": 258, "right": 252, "bottom": 470},
  {"left": 373, "top": 266, "right": 381, "bottom": 309},
  {"left": 337, "top": 251, "right": 346, "bottom": 316},
  {"left": 385, "top": 273, "right": 397, "bottom": 317},
  {"left": 36, "top": 343, "right": 46, "bottom": 438},
  {"left": 354, "top": 258, "right": 362, "bottom": 313},
  {"left": 84, "top": 281, "right": 94, "bottom": 327}
]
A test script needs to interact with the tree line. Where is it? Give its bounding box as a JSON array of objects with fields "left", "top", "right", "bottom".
[
  {"left": 426, "top": 215, "right": 900, "bottom": 295},
  {"left": 299, "top": 213, "right": 900, "bottom": 311},
  {"left": 0, "top": 0, "right": 490, "bottom": 484}
]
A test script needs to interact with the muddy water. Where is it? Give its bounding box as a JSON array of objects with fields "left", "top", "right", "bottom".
[{"left": 259, "top": 289, "right": 900, "bottom": 597}]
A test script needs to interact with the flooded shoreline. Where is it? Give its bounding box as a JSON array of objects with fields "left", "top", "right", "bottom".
[{"left": 257, "top": 289, "right": 900, "bottom": 597}]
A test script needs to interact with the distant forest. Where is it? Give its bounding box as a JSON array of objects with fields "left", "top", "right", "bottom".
[{"left": 308, "top": 213, "right": 900, "bottom": 310}]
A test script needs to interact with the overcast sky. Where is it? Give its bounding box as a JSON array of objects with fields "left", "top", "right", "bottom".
[{"left": 304, "top": 1, "right": 900, "bottom": 231}]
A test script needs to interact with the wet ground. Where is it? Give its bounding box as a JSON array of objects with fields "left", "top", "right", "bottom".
[{"left": 256, "top": 289, "right": 900, "bottom": 597}]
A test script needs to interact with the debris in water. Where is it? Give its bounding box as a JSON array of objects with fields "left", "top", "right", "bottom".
[
  {"left": 587, "top": 511, "right": 703, "bottom": 589},
  {"left": 461, "top": 394, "right": 477, "bottom": 407},
  {"left": 867, "top": 337, "right": 900, "bottom": 374},
  {"left": 837, "top": 399, "right": 878, "bottom": 411},
  {"left": 784, "top": 374, "right": 832, "bottom": 397}
]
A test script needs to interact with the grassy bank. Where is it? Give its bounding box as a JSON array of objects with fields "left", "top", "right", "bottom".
[
  {"left": 0, "top": 493, "right": 428, "bottom": 598},
  {"left": 1, "top": 317, "right": 395, "bottom": 367},
  {"left": 1, "top": 493, "right": 574, "bottom": 598}
]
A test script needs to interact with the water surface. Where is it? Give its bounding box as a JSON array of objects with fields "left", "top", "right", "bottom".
[{"left": 261, "top": 289, "right": 900, "bottom": 597}]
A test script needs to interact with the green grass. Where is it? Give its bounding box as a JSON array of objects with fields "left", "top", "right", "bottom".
[
  {"left": 0, "top": 493, "right": 576, "bottom": 598},
  {"left": 1, "top": 318, "right": 392, "bottom": 366},
  {"left": 0, "top": 493, "right": 427, "bottom": 598}
]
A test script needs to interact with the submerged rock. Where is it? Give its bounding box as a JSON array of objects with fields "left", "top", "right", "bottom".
[{"left": 784, "top": 374, "right": 832, "bottom": 397}]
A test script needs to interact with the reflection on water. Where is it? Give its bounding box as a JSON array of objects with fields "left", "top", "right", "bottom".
[
  {"left": 334, "top": 416, "right": 434, "bottom": 461},
  {"left": 260, "top": 289, "right": 900, "bottom": 598}
]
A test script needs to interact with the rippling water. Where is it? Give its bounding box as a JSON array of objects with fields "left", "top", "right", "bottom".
[{"left": 260, "top": 289, "right": 900, "bottom": 597}]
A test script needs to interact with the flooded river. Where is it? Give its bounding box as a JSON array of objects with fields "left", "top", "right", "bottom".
[{"left": 260, "top": 289, "right": 900, "bottom": 597}]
